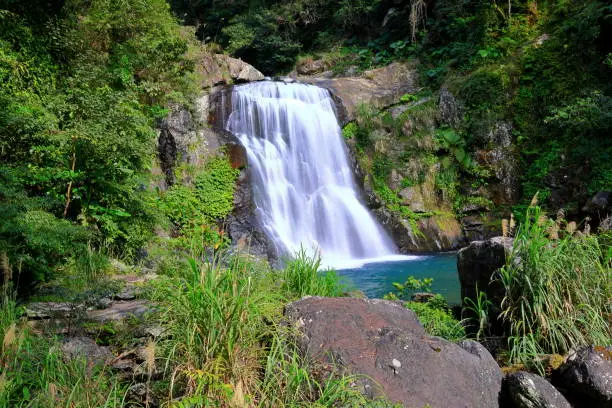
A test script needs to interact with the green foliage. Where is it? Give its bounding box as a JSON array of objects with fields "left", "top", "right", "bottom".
[
  {"left": 499, "top": 204, "right": 611, "bottom": 373},
  {"left": 150, "top": 253, "right": 273, "bottom": 400},
  {"left": 385, "top": 276, "right": 433, "bottom": 300},
  {"left": 405, "top": 298, "right": 466, "bottom": 342},
  {"left": 147, "top": 248, "right": 373, "bottom": 406},
  {"left": 463, "top": 290, "right": 493, "bottom": 341},
  {"left": 341, "top": 122, "right": 357, "bottom": 140},
  {"left": 194, "top": 156, "right": 240, "bottom": 221},
  {"left": 435, "top": 127, "right": 474, "bottom": 169},
  {"left": 399, "top": 93, "right": 418, "bottom": 103},
  {"left": 281, "top": 248, "right": 344, "bottom": 298},
  {"left": 0, "top": 0, "right": 197, "bottom": 287}
]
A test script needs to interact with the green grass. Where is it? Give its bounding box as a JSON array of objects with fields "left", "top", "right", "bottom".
[
  {"left": 498, "top": 203, "right": 612, "bottom": 372},
  {"left": 281, "top": 248, "right": 345, "bottom": 298},
  {"left": 146, "top": 248, "right": 383, "bottom": 407}
]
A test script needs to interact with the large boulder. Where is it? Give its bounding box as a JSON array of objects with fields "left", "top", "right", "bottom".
[
  {"left": 300, "top": 62, "right": 419, "bottom": 123},
  {"left": 457, "top": 237, "right": 513, "bottom": 335},
  {"left": 502, "top": 371, "right": 571, "bottom": 408},
  {"left": 552, "top": 346, "right": 612, "bottom": 407},
  {"left": 296, "top": 58, "right": 329, "bottom": 75},
  {"left": 285, "top": 297, "right": 503, "bottom": 407},
  {"left": 198, "top": 54, "right": 264, "bottom": 88},
  {"left": 156, "top": 102, "right": 227, "bottom": 187}
]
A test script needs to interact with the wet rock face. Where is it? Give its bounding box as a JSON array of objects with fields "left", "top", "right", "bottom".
[
  {"left": 285, "top": 297, "right": 503, "bottom": 407},
  {"left": 502, "top": 371, "right": 572, "bottom": 408},
  {"left": 477, "top": 122, "right": 520, "bottom": 205},
  {"left": 552, "top": 346, "right": 612, "bottom": 408},
  {"left": 226, "top": 170, "right": 278, "bottom": 262},
  {"left": 375, "top": 207, "right": 465, "bottom": 252}
]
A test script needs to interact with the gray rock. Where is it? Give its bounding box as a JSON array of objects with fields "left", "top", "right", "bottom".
[
  {"left": 398, "top": 186, "right": 426, "bottom": 212},
  {"left": 457, "top": 237, "right": 513, "bottom": 335},
  {"left": 25, "top": 302, "right": 85, "bottom": 319},
  {"left": 114, "top": 285, "right": 139, "bottom": 301},
  {"left": 198, "top": 53, "right": 264, "bottom": 87},
  {"left": 128, "top": 383, "right": 159, "bottom": 407},
  {"left": 438, "top": 87, "right": 461, "bottom": 126},
  {"left": 96, "top": 297, "right": 113, "bottom": 309},
  {"left": 375, "top": 207, "right": 464, "bottom": 252},
  {"left": 552, "top": 346, "right": 612, "bottom": 407},
  {"left": 285, "top": 297, "right": 503, "bottom": 407},
  {"left": 87, "top": 300, "right": 151, "bottom": 322},
  {"left": 503, "top": 371, "right": 571, "bottom": 408},
  {"left": 599, "top": 215, "right": 612, "bottom": 233},
  {"left": 482, "top": 122, "right": 520, "bottom": 205},
  {"left": 61, "top": 337, "right": 112, "bottom": 365},
  {"left": 583, "top": 191, "right": 611, "bottom": 213},
  {"left": 300, "top": 62, "right": 419, "bottom": 124}
]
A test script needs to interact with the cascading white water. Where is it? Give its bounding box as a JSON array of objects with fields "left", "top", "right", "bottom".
[{"left": 225, "top": 81, "right": 401, "bottom": 267}]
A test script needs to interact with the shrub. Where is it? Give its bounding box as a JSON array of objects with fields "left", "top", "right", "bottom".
[
  {"left": 499, "top": 203, "right": 611, "bottom": 372},
  {"left": 405, "top": 297, "right": 466, "bottom": 342}
]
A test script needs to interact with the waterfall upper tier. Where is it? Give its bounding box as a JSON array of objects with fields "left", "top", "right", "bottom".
[{"left": 224, "top": 81, "right": 402, "bottom": 268}]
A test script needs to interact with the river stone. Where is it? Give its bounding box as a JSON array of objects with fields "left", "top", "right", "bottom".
[
  {"left": 285, "top": 297, "right": 502, "bottom": 407},
  {"left": 61, "top": 336, "right": 113, "bottom": 365},
  {"left": 552, "top": 346, "right": 612, "bottom": 407},
  {"left": 25, "top": 302, "right": 85, "bottom": 319},
  {"left": 502, "top": 371, "right": 571, "bottom": 408},
  {"left": 87, "top": 300, "right": 151, "bottom": 322}
]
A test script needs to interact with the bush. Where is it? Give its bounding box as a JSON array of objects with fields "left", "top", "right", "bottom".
[
  {"left": 405, "top": 299, "right": 466, "bottom": 342},
  {"left": 499, "top": 203, "right": 611, "bottom": 372}
]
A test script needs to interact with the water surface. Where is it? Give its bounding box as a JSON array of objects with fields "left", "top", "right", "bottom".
[{"left": 337, "top": 253, "right": 461, "bottom": 304}]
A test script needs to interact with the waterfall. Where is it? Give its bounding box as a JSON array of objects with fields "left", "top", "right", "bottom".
[{"left": 225, "top": 81, "right": 402, "bottom": 268}]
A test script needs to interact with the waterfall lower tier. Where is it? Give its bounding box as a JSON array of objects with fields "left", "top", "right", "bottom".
[{"left": 225, "top": 81, "right": 400, "bottom": 268}]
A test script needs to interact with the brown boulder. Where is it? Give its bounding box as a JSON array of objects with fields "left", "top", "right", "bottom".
[
  {"left": 198, "top": 54, "right": 264, "bottom": 88},
  {"left": 285, "top": 297, "right": 503, "bottom": 407},
  {"left": 296, "top": 58, "right": 329, "bottom": 75},
  {"left": 300, "top": 62, "right": 419, "bottom": 123}
]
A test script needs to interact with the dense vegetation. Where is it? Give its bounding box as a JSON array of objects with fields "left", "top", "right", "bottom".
[
  {"left": 180, "top": 0, "right": 611, "bottom": 219},
  {"left": 1, "top": 0, "right": 610, "bottom": 406}
]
